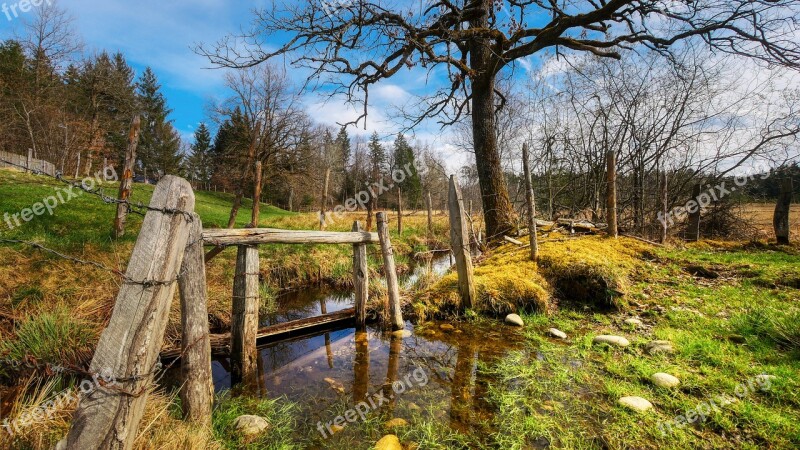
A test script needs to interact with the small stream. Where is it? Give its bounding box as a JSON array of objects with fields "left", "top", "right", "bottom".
[{"left": 173, "top": 253, "right": 526, "bottom": 444}]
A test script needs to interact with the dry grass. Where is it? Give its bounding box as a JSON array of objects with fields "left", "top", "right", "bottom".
[{"left": 738, "top": 203, "right": 800, "bottom": 241}]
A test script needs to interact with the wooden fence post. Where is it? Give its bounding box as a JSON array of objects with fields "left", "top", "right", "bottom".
[
  {"left": 178, "top": 214, "right": 213, "bottom": 426},
  {"left": 448, "top": 175, "right": 475, "bottom": 309},
  {"left": 231, "top": 245, "right": 260, "bottom": 384},
  {"left": 320, "top": 168, "right": 331, "bottom": 230},
  {"left": 251, "top": 161, "right": 263, "bottom": 227},
  {"left": 521, "top": 143, "right": 539, "bottom": 261},
  {"left": 687, "top": 183, "right": 702, "bottom": 242},
  {"left": 606, "top": 150, "right": 618, "bottom": 238},
  {"left": 397, "top": 187, "right": 403, "bottom": 235},
  {"left": 774, "top": 178, "right": 793, "bottom": 245},
  {"left": 426, "top": 191, "right": 433, "bottom": 237},
  {"left": 113, "top": 116, "right": 141, "bottom": 239},
  {"left": 352, "top": 221, "right": 369, "bottom": 328},
  {"left": 377, "top": 212, "right": 403, "bottom": 330},
  {"left": 63, "top": 176, "right": 195, "bottom": 449}
]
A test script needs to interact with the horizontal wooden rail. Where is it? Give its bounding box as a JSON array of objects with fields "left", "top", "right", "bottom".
[
  {"left": 161, "top": 308, "right": 356, "bottom": 359},
  {"left": 202, "top": 228, "right": 379, "bottom": 246}
]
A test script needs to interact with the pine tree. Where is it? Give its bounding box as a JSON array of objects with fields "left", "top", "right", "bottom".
[
  {"left": 393, "top": 134, "right": 422, "bottom": 208},
  {"left": 188, "top": 122, "right": 212, "bottom": 185},
  {"left": 136, "top": 67, "right": 181, "bottom": 178},
  {"left": 336, "top": 127, "right": 354, "bottom": 201}
]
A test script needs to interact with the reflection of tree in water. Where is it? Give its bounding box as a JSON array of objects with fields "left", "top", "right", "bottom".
[{"left": 262, "top": 288, "right": 354, "bottom": 326}]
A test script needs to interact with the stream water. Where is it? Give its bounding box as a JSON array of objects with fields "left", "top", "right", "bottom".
[{"left": 177, "top": 254, "right": 526, "bottom": 444}]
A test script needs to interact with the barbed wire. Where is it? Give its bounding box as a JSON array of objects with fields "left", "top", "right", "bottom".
[
  {"left": 0, "top": 158, "right": 194, "bottom": 221},
  {"left": 0, "top": 236, "right": 204, "bottom": 288}
]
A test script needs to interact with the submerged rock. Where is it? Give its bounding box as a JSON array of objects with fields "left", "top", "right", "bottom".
[
  {"left": 547, "top": 328, "right": 567, "bottom": 339},
  {"left": 651, "top": 372, "right": 680, "bottom": 388},
  {"left": 324, "top": 377, "right": 345, "bottom": 394},
  {"left": 618, "top": 396, "right": 653, "bottom": 412},
  {"left": 439, "top": 323, "right": 456, "bottom": 332},
  {"left": 645, "top": 340, "right": 675, "bottom": 354},
  {"left": 233, "top": 415, "right": 270, "bottom": 436},
  {"left": 505, "top": 314, "right": 525, "bottom": 327},
  {"left": 593, "top": 335, "right": 630, "bottom": 347},
  {"left": 392, "top": 329, "right": 412, "bottom": 338},
  {"left": 375, "top": 434, "right": 403, "bottom": 450}
]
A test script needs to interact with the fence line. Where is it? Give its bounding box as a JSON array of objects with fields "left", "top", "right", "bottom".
[{"left": 0, "top": 150, "right": 55, "bottom": 176}]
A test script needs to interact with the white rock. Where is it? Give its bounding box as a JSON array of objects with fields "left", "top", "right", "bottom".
[
  {"left": 505, "top": 314, "right": 524, "bottom": 327},
  {"left": 651, "top": 373, "right": 680, "bottom": 388},
  {"left": 593, "top": 335, "right": 630, "bottom": 347},
  {"left": 624, "top": 318, "right": 643, "bottom": 327},
  {"left": 547, "top": 328, "right": 567, "bottom": 339},
  {"left": 233, "top": 415, "right": 270, "bottom": 436},
  {"left": 618, "top": 396, "right": 653, "bottom": 412}
]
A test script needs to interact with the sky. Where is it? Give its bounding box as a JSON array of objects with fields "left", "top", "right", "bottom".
[{"left": 0, "top": 0, "right": 469, "bottom": 169}]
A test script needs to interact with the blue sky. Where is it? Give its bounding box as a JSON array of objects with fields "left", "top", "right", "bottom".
[{"left": 0, "top": 0, "right": 469, "bottom": 167}]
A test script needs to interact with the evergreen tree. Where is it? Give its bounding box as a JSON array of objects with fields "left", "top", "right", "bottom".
[
  {"left": 336, "top": 127, "right": 354, "bottom": 201},
  {"left": 187, "top": 122, "right": 213, "bottom": 185},
  {"left": 393, "top": 134, "right": 422, "bottom": 208},
  {"left": 136, "top": 67, "right": 181, "bottom": 177}
]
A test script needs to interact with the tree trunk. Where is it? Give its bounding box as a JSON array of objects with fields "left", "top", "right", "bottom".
[
  {"left": 250, "top": 161, "right": 263, "bottom": 227},
  {"left": 226, "top": 191, "right": 243, "bottom": 229},
  {"left": 774, "top": 178, "right": 792, "bottom": 245},
  {"left": 660, "top": 171, "right": 669, "bottom": 244},
  {"left": 468, "top": 1, "right": 515, "bottom": 240},
  {"left": 605, "top": 150, "right": 618, "bottom": 238},
  {"left": 396, "top": 187, "right": 403, "bottom": 235},
  {"left": 521, "top": 143, "right": 539, "bottom": 261}
]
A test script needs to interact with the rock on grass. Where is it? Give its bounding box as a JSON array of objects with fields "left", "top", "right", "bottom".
[
  {"left": 505, "top": 314, "right": 524, "bottom": 326},
  {"left": 618, "top": 396, "right": 653, "bottom": 412},
  {"left": 651, "top": 373, "right": 680, "bottom": 388},
  {"left": 375, "top": 434, "right": 403, "bottom": 450},
  {"left": 593, "top": 335, "right": 630, "bottom": 347}
]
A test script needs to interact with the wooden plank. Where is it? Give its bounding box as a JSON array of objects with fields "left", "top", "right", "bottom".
[
  {"left": 231, "top": 245, "right": 259, "bottom": 384},
  {"left": 202, "top": 228, "right": 379, "bottom": 246},
  {"left": 352, "top": 221, "right": 369, "bottom": 328},
  {"left": 160, "top": 309, "right": 357, "bottom": 359},
  {"left": 522, "top": 143, "right": 539, "bottom": 261},
  {"left": 377, "top": 212, "right": 404, "bottom": 331},
  {"left": 178, "top": 214, "right": 213, "bottom": 426},
  {"left": 448, "top": 175, "right": 476, "bottom": 309},
  {"left": 63, "top": 175, "right": 195, "bottom": 450}
]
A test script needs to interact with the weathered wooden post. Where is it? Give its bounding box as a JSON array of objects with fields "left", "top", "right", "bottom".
[
  {"left": 251, "top": 161, "right": 263, "bottom": 227},
  {"left": 522, "top": 143, "right": 539, "bottom": 261},
  {"left": 178, "top": 214, "right": 213, "bottom": 426},
  {"left": 319, "top": 168, "right": 331, "bottom": 230},
  {"left": 774, "top": 178, "right": 793, "bottom": 245},
  {"left": 660, "top": 171, "right": 669, "bottom": 244},
  {"left": 687, "top": 183, "right": 702, "bottom": 242},
  {"left": 606, "top": 150, "right": 618, "bottom": 238},
  {"left": 352, "top": 221, "right": 369, "bottom": 328},
  {"left": 448, "top": 175, "right": 476, "bottom": 308},
  {"left": 397, "top": 187, "right": 403, "bottom": 235},
  {"left": 113, "top": 116, "right": 141, "bottom": 239},
  {"left": 426, "top": 191, "right": 433, "bottom": 236},
  {"left": 231, "top": 245, "right": 260, "bottom": 384},
  {"left": 63, "top": 176, "right": 195, "bottom": 449},
  {"left": 377, "top": 212, "right": 403, "bottom": 330}
]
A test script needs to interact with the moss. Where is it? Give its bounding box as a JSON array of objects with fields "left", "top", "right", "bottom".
[{"left": 537, "top": 236, "right": 651, "bottom": 310}]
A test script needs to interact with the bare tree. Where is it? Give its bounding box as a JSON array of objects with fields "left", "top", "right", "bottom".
[{"left": 198, "top": 0, "right": 800, "bottom": 239}]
